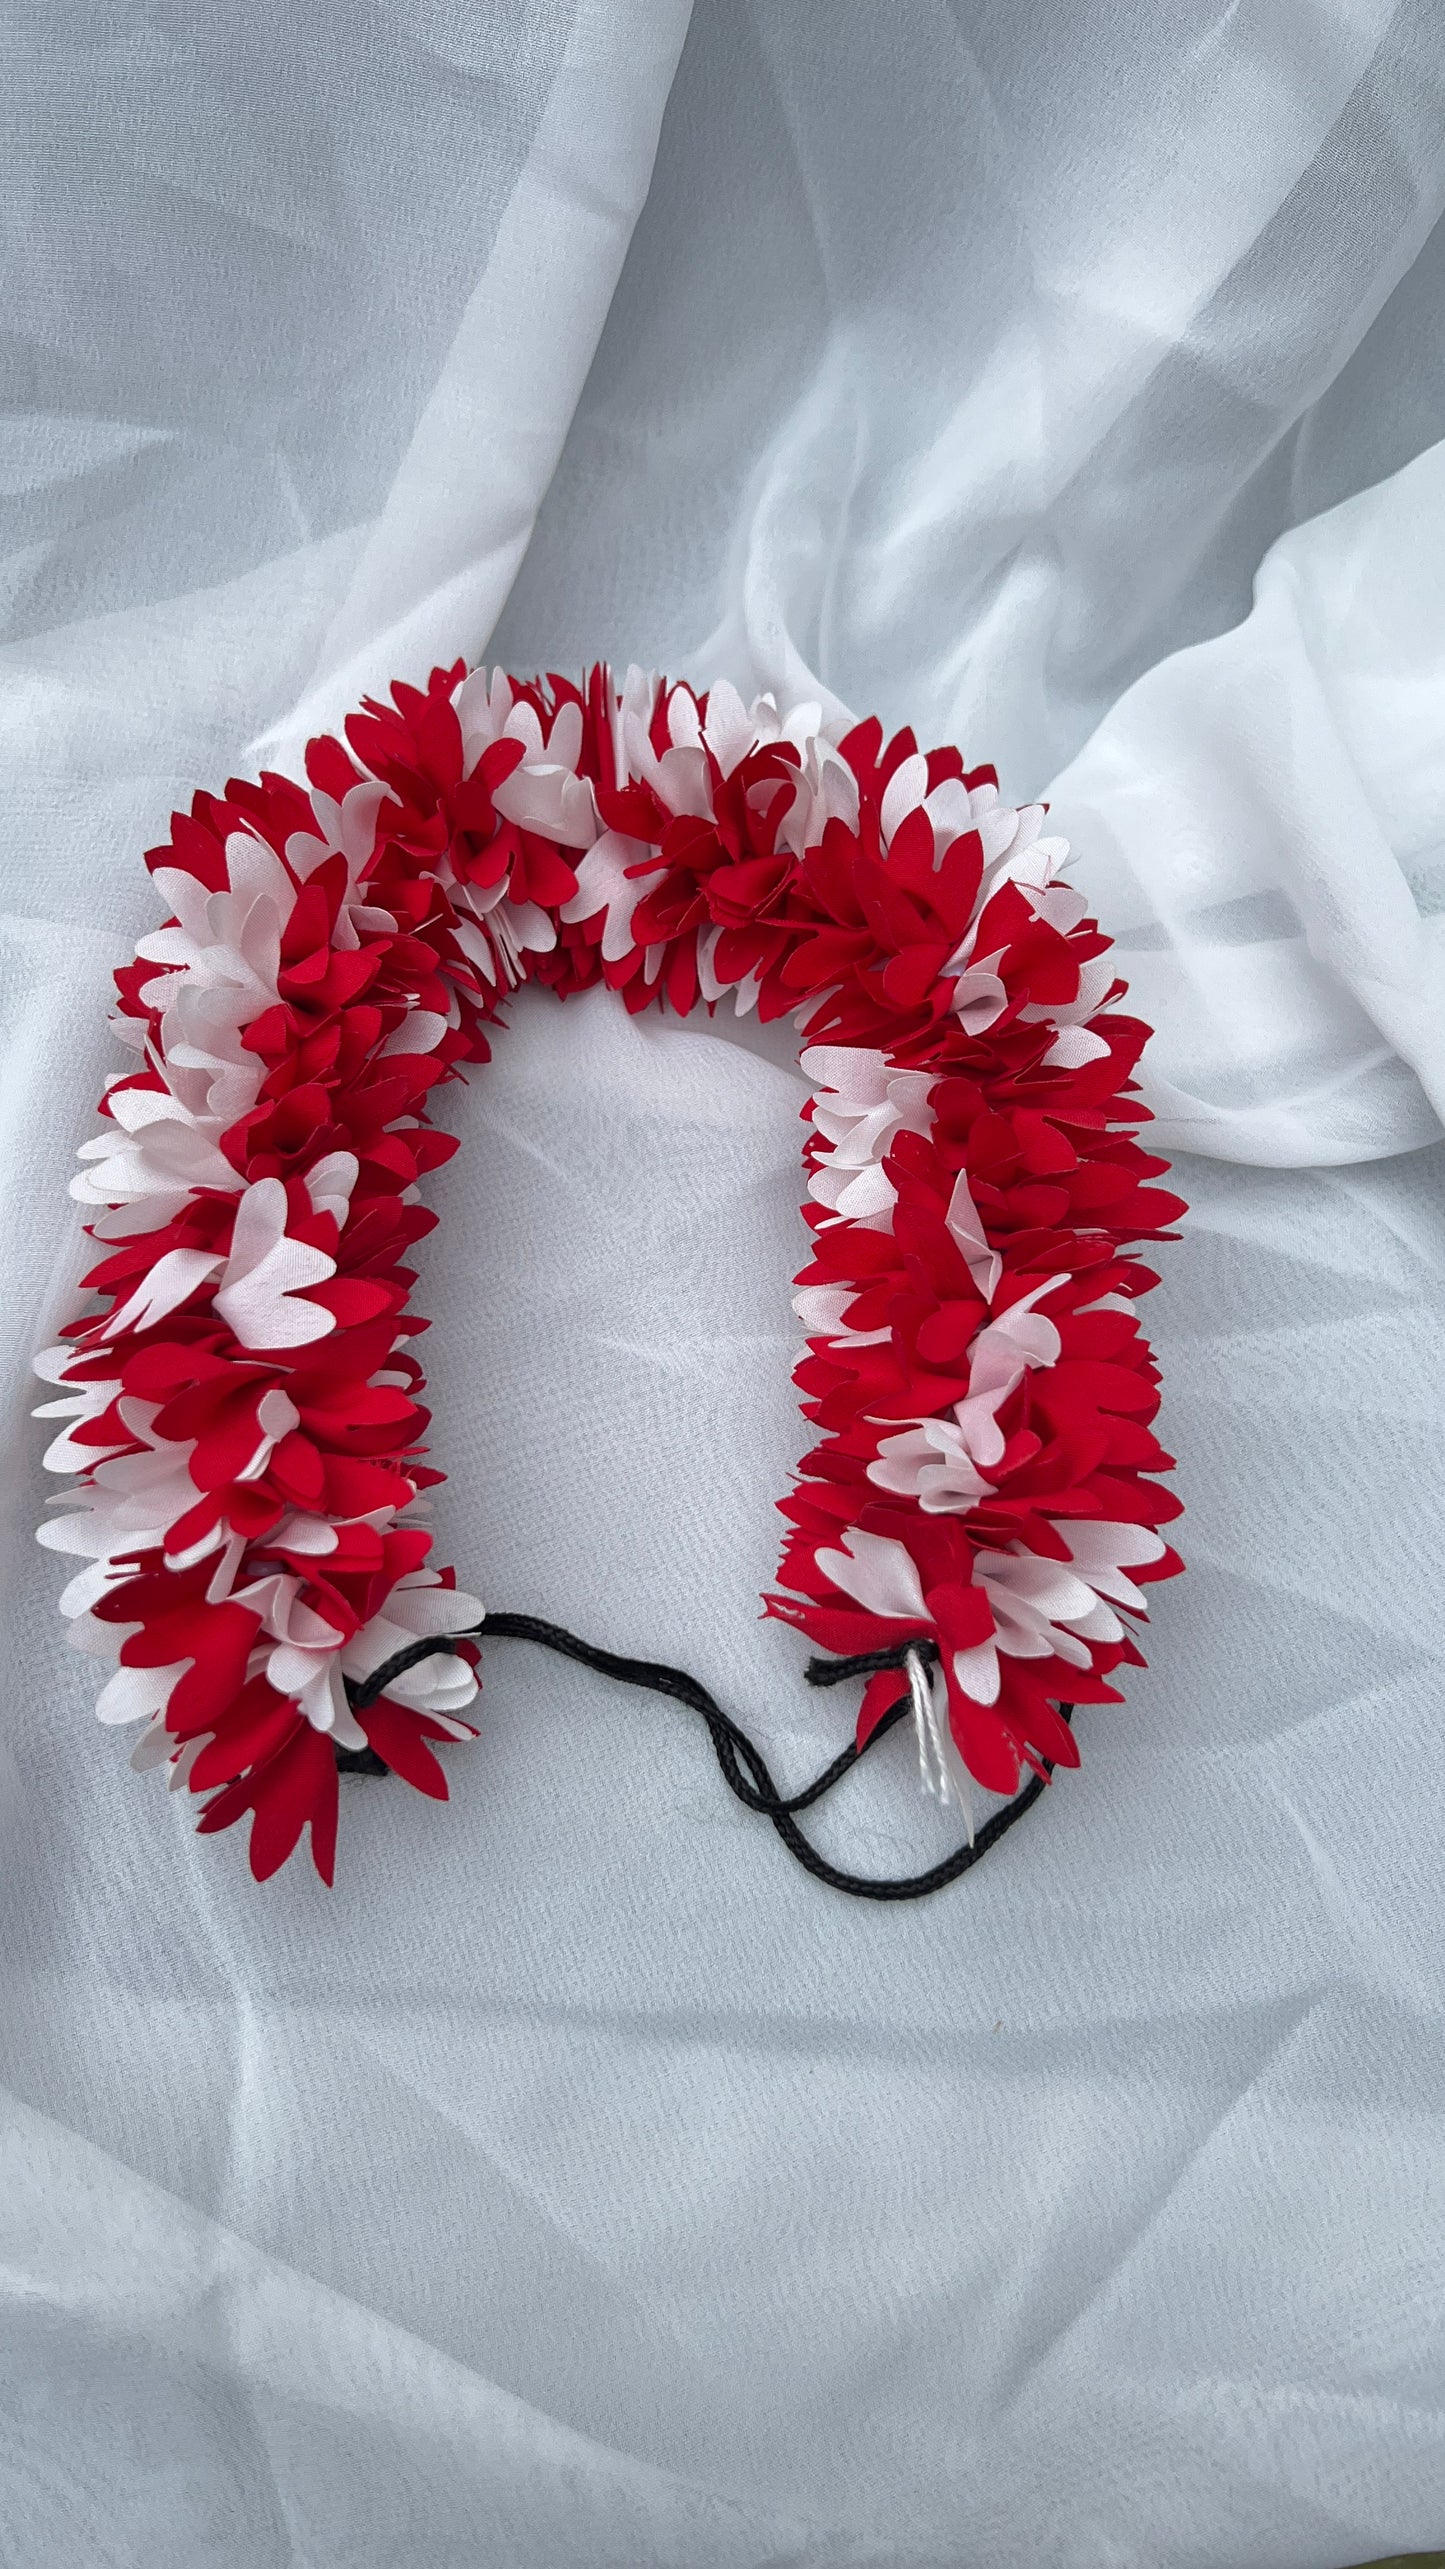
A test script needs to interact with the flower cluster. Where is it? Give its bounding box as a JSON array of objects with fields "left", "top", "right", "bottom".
[{"left": 37, "top": 662, "right": 1182, "bottom": 1880}]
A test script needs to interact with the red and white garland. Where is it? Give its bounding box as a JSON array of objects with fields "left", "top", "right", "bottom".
[{"left": 36, "top": 662, "right": 1184, "bottom": 1882}]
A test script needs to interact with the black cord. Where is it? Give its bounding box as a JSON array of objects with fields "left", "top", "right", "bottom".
[{"left": 339, "top": 1614, "right": 1073, "bottom": 1901}]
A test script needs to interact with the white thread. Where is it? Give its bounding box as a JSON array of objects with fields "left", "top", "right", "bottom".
[{"left": 905, "top": 1646, "right": 975, "bottom": 1847}]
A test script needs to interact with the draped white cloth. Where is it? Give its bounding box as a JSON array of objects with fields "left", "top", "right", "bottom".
[{"left": 4, "top": 7, "right": 1445, "bottom": 2563}]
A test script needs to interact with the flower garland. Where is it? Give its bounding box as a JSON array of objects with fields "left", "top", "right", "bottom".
[{"left": 36, "top": 663, "right": 1184, "bottom": 1884}]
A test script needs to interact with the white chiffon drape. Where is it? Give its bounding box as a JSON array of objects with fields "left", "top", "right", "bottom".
[{"left": 3, "top": 8, "right": 1444, "bottom": 2565}]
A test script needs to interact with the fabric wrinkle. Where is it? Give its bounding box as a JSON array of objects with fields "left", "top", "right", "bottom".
[{"left": 6, "top": 3, "right": 1445, "bottom": 2559}]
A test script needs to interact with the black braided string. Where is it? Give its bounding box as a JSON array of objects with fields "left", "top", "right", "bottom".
[{"left": 339, "top": 1614, "right": 1072, "bottom": 1901}]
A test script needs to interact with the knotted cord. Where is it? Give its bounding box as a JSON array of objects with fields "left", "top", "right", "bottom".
[{"left": 340, "top": 1614, "right": 1072, "bottom": 1901}]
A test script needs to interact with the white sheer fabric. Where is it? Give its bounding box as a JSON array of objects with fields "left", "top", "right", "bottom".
[{"left": 4, "top": 6, "right": 1445, "bottom": 2564}]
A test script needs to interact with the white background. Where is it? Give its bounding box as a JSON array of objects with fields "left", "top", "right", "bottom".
[{"left": 3, "top": 6, "right": 1445, "bottom": 2562}]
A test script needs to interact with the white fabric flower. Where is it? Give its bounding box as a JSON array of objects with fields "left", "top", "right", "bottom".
[
  {"left": 71, "top": 1066, "right": 244, "bottom": 1210},
  {"left": 242, "top": 1568, "right": 485, "bottom": 1748},
  {"left": 868, "top": 1276, "right": 1066, "bottom": 1505},
  {"left": 90, "top": 1177, "right": 338, "bottom": 1352},
  {"left": 867, "top": 1415, "right": 997, "bottom": 1512},
  {"left": 37, "top": 1399, "right": 199, "bottom": 1567},
  {"left": 138, "top": 829, "right": 289, "bottom": 1037},
  {"left": 454, "top": 667, "right": 599, "bottom": 848},
  {"left": 32, "top": 1356, "right": 124, "bottom": 1474},
  {"left": 814, "top": 1528, "right": 929, "bottom": 1623},
  {"left": 212, "top": 1179, "right": 338, "bottom": 1349},
  {"left": 802, "top": 1045, "right": 936, "bottom": 1227},
  {"left": 340, "top": 1574, "right": 486, "bottom": 1725},
  {"left": 280, "top": 777, "right": 394, "bottom": 949},
  {"left": 948, "top": 1278, "right": 1066, "bottom": 1469},
  {"left": 558, "top": 829, "right": 656, "bottom": 963},
  {"left": 72, "top": 828, "right": 301, "bottom": 1212},
  {"left": 944, "top": 1167, "right": 1001, "bottom": 1301},
  {"left": 959, "top": 1523, "right": 1168, "bottom": 1706}
]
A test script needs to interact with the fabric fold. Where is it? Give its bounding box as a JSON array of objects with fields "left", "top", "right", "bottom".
[
  {"left": 250, "top": 0, "right": 694, "bottom": 771},
  {"left": 1048, "top": 439, "right": 1445, "bottom": 1165}
]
